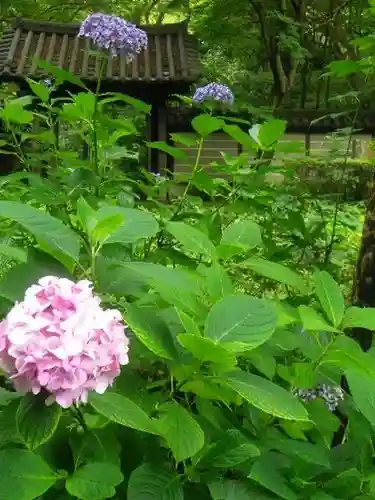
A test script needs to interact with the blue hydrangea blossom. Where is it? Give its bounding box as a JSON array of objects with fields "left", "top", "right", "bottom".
[
  {"left": 192, "top": 82, "right": 234, "bottom": 104},
  {"left": 78, "top": 13, "right": 148, "bottom": 59}
]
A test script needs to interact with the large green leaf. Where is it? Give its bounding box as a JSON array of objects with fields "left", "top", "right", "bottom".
[
  {"left": 126, "top": 303, "right": 179, "bottom": 360},
  {"left": 250, "top": 458, "right": 297, "bottom": 500},
  {"left": 166, "top": 221, "right": 216, "bottom": 261},
  {"left": 154, "top": 401, "right": 205, "bottom": 462},
  {"left": 298, "top": 305, "right": 339, "bottom": 332},
  {"left": 320, "top": 336, "right": 375, "bottom": 378},
  {"left": 66, "top": 463, "right": 123, "bottom": 500},
  {"left": 222, "top": 370, "right": 309, "bottom": 421},
  {"left": 177, "top": 333, "right": 236, "bottom": 367},
  {"left": 205, "top": 295, "right": 277, "bottom": 351},
  {"left": 89, "top": 391, "right": 156, "bottom": 434},
  {"left": 218, "top": 218, "right": 262, "bottom": 258},
  {"left": 127, "top": 463, "right": 183, "bottom": 500},
  {"left": 16, "top": 393, "right": 62, "bottom": 451},
  {"left": 198, "top": 263, "right": 233, "bottom": 302},
  {"left": 347, "top": 370, "right": 375, "bottom": 426},
  {"left": 0, "top": 251, "right": 69, "bottom": 302},
  {"left": 0, "top": 201, "right": 81, "bottom": 271},
  {"left": 313, "top": 270, "right": 345, "bottom": 327},
  {"left": 147, "top": 141, "right": 188, "bottom": 161},
  {"left": 239, "top": 257, "right": 308, "bottom": 293},
  {"left": 192, "top": 115, "right": 224, "bottom": 137},
  {"left": 208, "top": 478, "right": 272, "bottom": 500},
  {"left": 0, "top": 448, "right": 58, "bottom": 500},
  {"left": 96, "top": 207, "right": 159, "bottom": 244},
  {"left": 342, "top": 306, "right": 375, "bottom": 330},
  {"left": 0, "top": 388, "right": 22, "bottom": 407}
]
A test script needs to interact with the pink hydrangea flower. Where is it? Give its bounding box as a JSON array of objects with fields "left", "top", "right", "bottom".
[{"left": 0, "top": 276, "right": 129, "bottom": 408}]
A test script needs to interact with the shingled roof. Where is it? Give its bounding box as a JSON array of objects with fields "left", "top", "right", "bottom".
[{"left": 0, "top": 18, "right": 200, "bottom": 83}]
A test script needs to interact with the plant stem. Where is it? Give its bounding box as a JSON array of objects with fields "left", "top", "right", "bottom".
[
  {"left": 172, "top": 137, "right": 204, "bottom": 219},
  {"left": 92, "top": 56, "right": 106, "bottom": 190}
]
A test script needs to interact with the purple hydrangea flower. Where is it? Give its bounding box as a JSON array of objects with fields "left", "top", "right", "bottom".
[
  {"left": 192, "top": 83, "right": 234, "bottom": 104},
  {"left": 78, "top": 13, "right": 148, "bottom": 58}
]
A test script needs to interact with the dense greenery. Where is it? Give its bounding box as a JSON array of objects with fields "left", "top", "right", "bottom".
[{"left": 0, "top": 56, "right": 371, "bottom": 500}]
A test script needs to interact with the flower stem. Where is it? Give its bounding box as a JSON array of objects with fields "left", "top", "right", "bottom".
[{"left": 92, "top": 56, "right": 106, "bottom": 190}]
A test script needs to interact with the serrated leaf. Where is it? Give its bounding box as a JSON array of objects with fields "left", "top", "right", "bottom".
[
  {"left": 192, "top": 115, "right": 224, "bottom": 137},
  {"left": 27, "top": 79, "right": 50, "bottom": 102},
  {"left": 96, "top": 206, "right": 159, "bottom": 244},
  {"left": 177, "top": 333, "right": 236, "bottom": 366},
  {"left": 199, "top": 263, "right": 234, "bottom": 302},
  {"left": 298, "top": 305, "right": 339, "bottom": 332},
  {"left": 66, "top": 463, "right": 123, "bottom": 500},
  {"left": 127, "top": 463, "right": 183, "bottom": 500},
  {"left": 222, "top": 370, "right": 309, "bottom": 421},
  {"left": 126, "top": 303, "right": 179, "bottom": 360},
  {"left": 342, "top": 306, "right": 375, "bottom": 330},
  {"left": 313, "top": 270, "right": 345, "bottom": 327},
  {"left": 166, "top": 221, "right": 216, "bottom": 261},
  {"left": 16, "top": 393, "right": 61, "bottom": 450},
  {"left": 219, "top": 218, "right": 262, "bottom": 258},
  {"left": 347, "top": 370, "right": 375, "bottom": 426},
  {"left": 154, "top": 401, "right": 205, "bottom": 462},
  {"left": 239, "top": 257, "right": 308, "bottom": 293},
  {"left": 89, "top": 391, "right": 156, "bottom": 434},
  {"left": 205, "top": 295, "right": 277, "bottom": 352},
  {"left": 91, "top": 213, "right": 124, "bottom": 245},
  {"left": 250, "top": 458, "right": 297, "bottom": 500},
  {"left": 0, "top": 449, "right": 58, "bottom": 500},
  {"left": 0, "top": 201, "right": 80, "bottom": 271}
]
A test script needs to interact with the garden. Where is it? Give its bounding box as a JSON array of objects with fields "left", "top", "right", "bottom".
[{"left": 0, "top": 2, "right": 374, "bottom": 500}]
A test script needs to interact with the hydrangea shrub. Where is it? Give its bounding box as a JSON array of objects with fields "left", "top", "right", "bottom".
[{"left": 0, "top": 43, "right": 373, "bottom": 500}]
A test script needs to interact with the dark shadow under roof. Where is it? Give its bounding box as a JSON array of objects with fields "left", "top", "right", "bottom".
[{"left": 0, "top": 18, "right": 200, "bottom": 84}]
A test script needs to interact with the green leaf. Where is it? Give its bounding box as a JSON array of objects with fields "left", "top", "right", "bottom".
[
  {"left": 342, "top": 306, "right": 375, "bottom": 330},
  {"left": 192, "top": 115, "right": 224, "bottom": 137},
  {"left": 0, "top": 449, "right": 58, "bottom": 500},
  {"left": 1, "top": 99, "right": 34, "bottom": 124},
  {"left": 208, "top": 478, "right": 269, "bottom": 500},
  {"left": 0, "top": 243, "right": 27, "bottom": 263},
  {"left": 298, "top": 305, "right": 339, "bottom": 332},
  {"left": 219, "top": 218, "right": 262, "bottom": 258},
  {"left": 321, "top": 336, "right": 375, "bottom": 378},
  {"left": 127, "top": 463, "right": 183, "bottom": 500},
  {"left": 26, "top": 79, "right": 50, "bottom": 102},
  {"left": 147, "top": 141, "right": 188, "bottom": 161},
  {"left": 70, "top": 427, "right": 121, "bottom": 468},
  {"left": 222, "top": 370, "right": 309, "bottom": 421},
  {"left": 205, "top": 295, "right": 277, "bottom": 351},
  {"left": 35, "top": 58, "right": 86, "bottom": 88},
  {"left": 0, "top": 251, "right": 69, "bottom": 302},
  {"left": 177, "top": 334, "right": 237, "bottom": 366},
  {"left": 166, "top": 221, "right": 216, "bottom": 260},
  {"left": 170, "top": 133, "right": 199, "bottom": 146},
  {"left": 0, "top": 388, "right": 22, "bottom": 407},
  {"left": 99, "top": 92, "right": 151, "bottom": 113},
  {"left": 77, "top": 197, "right": 97, "bottom": 235},
  {"left": 91, "top": 213, "right": 124, "bottom": 245},
  {"left": 126, "top": 303, "right": 179, "bottom": 360},
  {"left": 154, "top": 401, "right": 205, "bottom": 462},
  {"left": 16, "top": 393, "right": 62, "bottom": 451},
  {"left": 258, "top": 119, "right": 287, "bottom": 148},
  {"left": 175, "top": 308, "right": 201, "bottom": 336},
  {"left": 223, "top": 124, "right": 256, "bottom": 150},
  {"left": 96, "top": 206, "right": 159, "bottom": 244},
  {"left": 0, "top": 201, "right": 80, "bottom": 271},
  {"left": 66, "top": 463, "right": 123, "bottom": 500},
  {"left": 89, "top": 391, "right": 156, "bottom": 434},
  {"left": 313, "top": 270, "right": 345, "bottom": 327},
  {"left": 239, "top": 257, "right": 308, "bottom": 293},
  {"left": 327, "top": 60, "right": 361, "bottom": 77},
  {"left": 199, "top": 263, "right": 234, "bottom": 302},
  {"left": 250, "top": 458, "right": 297, "bottom": 500},
  {"left": 211, "top": 443, "right": 260, "bottom": 467},
  {"left": 347, "top": 371, "right": 375, "bottom": 426}
]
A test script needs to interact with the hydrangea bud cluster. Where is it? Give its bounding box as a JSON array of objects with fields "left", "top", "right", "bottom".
[
  {"left": 293, "top": 384, "right": 344, "bottom": 412},
  {"left": 78, "top": 13, "right": 148, "bottom": 58},
  {"left": 192, "top": 82, "right": 234, "bottom": 104},
  {"left": 0, "top": 276, "right": 129, "bottom": 408}
]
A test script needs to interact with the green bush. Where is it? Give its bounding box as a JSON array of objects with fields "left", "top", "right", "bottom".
[{"left": 0, "top": 68, "right": 372, "bottom": 500}]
